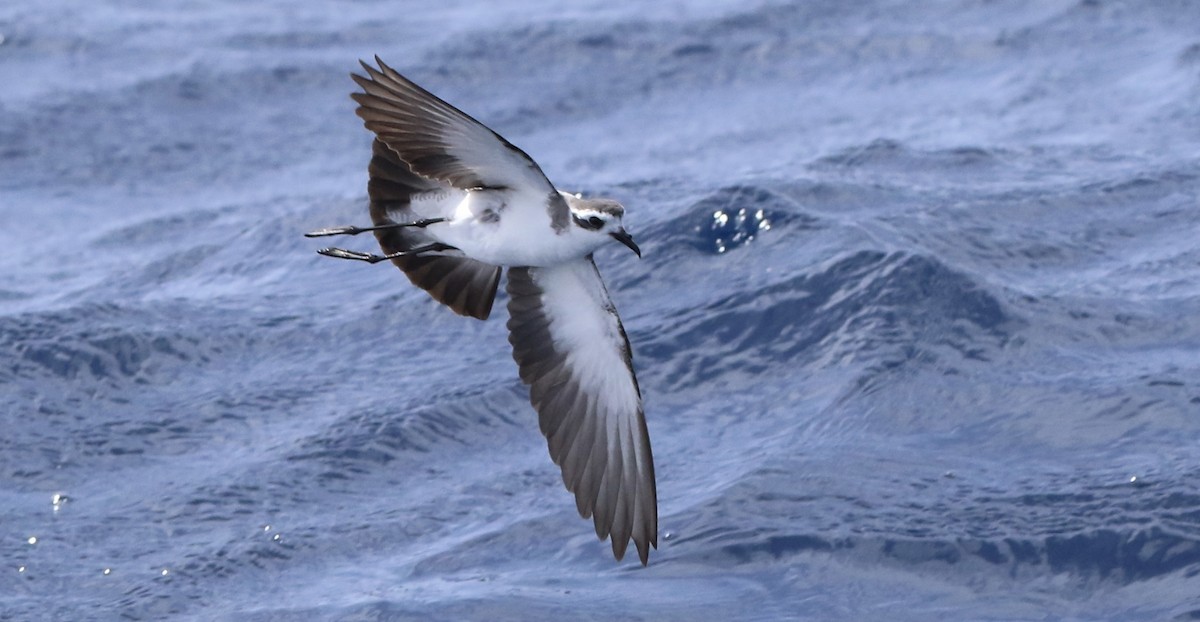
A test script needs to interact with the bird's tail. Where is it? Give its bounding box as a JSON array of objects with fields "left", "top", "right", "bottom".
[{"left": 367, "top": 139, "right": 502, "bottom": 320}]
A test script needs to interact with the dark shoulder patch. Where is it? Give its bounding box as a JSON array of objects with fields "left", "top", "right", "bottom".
[{"left": 547, "top": 192, "right": 570, "bottom": 233}]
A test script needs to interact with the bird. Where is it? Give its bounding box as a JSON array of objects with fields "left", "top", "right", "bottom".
[{"left": 306, "top": 57, "right": 657, "bottom": 565}]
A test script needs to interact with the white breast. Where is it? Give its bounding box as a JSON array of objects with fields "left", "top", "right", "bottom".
[{"left": 414, "top": 187, "right": 598, "bottom": 267}]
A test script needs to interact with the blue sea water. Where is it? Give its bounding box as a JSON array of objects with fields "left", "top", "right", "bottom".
[{"left": 2, "top": 0, "right": 1200, "bottom": 619}]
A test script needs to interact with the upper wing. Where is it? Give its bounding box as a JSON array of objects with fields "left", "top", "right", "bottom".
[
  {"left": 351, "top": 57, "right": 570, "bottom": 230},
  {"left": 506, "top": 257, "right": 657, "bottom": 565}
]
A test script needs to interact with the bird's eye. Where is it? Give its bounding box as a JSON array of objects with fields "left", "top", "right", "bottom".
[{"left": 588, "top": 216, "right": 603, "bottom": 228}]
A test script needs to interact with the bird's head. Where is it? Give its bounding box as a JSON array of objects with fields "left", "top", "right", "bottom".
[{"left": 564, "top": 195, "right": 641, "bottom": 257}]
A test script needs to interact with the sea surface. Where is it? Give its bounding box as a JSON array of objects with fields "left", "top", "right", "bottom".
[{"left": 2, "top": 1, "right": 1199, "bottom": 619}]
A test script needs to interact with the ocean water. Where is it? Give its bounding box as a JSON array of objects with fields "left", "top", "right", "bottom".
[{"left": 3, "top": 0, "right": 1200, "bottom": 619}]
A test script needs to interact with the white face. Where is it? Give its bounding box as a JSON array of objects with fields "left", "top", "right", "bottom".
[
  {"left": 572, "top": 210, "right": 640, "bottom": 258},
  {"left": 564, "top": 195, "right": 640, "bottom": 256},
  {"left": 571, "top": 209, "right": 622, "bottom": 235}
]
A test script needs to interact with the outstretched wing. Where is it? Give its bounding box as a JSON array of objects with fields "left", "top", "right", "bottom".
[
  {"left": 367, "top": 139, "right": 502, "bottom": 320},
  {"left": 351, "top": 57, "right": 570, "bottom": 230},
  {"left": 506, "top": 257, "right": 657, "bottom": 565}
]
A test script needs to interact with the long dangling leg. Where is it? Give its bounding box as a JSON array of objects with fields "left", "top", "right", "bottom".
[
  {"left": 315, "top": 242, "right": 459, "bottom": 264},
  {"left": 304, "top": 218, "right": 446, "bottom": 238}
]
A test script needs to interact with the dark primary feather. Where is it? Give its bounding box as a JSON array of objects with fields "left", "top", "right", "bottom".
[
  {"left": 506, "top": 261, "right": 658, "bottom": 565},
  {"left": 351, "top": 56, "right": 570, "bottom": 230}
]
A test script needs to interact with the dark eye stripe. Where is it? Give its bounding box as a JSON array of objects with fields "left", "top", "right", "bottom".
[{"left": 572, "top": 214, "right": 605, "bottom": 231}]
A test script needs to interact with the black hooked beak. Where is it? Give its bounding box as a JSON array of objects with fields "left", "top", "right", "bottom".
[{"left": 610, "top": 229, "right": 641, "bottom": 258}]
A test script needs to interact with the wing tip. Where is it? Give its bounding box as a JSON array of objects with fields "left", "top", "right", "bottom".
[
  {"left": 350, "top": 57, "right": 379, "bottom": 84},
  {"left": 637, "top": 541, "right": 651, "bottom": 566},
  {"left": 610, "top": 534, "right": 654, "bottom": 566}
]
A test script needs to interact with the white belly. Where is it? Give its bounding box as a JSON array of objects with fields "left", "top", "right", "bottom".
[{"left": 408, "top": 187, "right": 592, "bottom": 267}]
